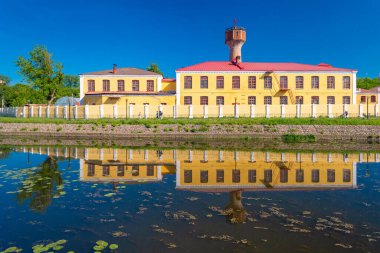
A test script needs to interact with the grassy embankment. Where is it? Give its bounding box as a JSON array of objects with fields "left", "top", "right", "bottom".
[{"left": 1, "top": 117, "right": 380, "bottom": 126}]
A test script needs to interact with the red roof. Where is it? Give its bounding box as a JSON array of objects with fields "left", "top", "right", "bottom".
[
  {"left": 162, "top": 78, "right": 176, "bottom": 82},
  {"left": 176, "top": 61, "right": 355, "bottom": 72}
]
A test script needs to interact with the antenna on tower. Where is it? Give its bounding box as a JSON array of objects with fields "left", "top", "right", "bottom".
[{"left": 234, "top": 18, "right": 237, "bottom": 27}]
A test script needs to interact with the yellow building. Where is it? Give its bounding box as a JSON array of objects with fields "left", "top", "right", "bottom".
[
  {"left": 79, "top": 64, "right": 176, "bottom": 106},
  {"left": 356, "top": 86, "right": 380, "bottom": 104}
]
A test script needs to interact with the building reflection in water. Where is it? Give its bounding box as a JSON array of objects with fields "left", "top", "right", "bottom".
[{"left": 15, "top": 146, "right": 380, "bottom": 222}]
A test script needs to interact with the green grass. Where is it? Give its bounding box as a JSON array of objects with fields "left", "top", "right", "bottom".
[{"left": 1, "top": 116, "right": 380, "bottom": 126}]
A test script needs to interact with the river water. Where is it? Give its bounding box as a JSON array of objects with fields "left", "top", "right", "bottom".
[{"left": 0, "top": 145, "right": 379, "bottom": 253}]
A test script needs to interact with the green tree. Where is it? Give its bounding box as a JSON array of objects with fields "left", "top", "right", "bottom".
[
  {"left": 16, "top": 46, "right": 64, "bottom": 105},
  {"left": 357, "top": 77, "right": 380, "bottom": 90},
  {"left": 0, "top": 74, "right": 11, "bottom": 85},
  {"left": 64, "top": 75, "right": 79, "bottom": 88},
  {"left": 147, "top": 63, "right": 164, "bottom": 76},
  {"left": 0, "top": 84, "right": 46, "bottom": 106}
]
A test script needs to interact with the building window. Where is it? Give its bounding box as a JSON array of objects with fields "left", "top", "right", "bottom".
[
  {"left": 184, "top": 96, "right": 192, "bottom": 105},
  {"left": 232, "top": 170, "right": 241, "bottom": 183},
  {"left": 264, "top": 170, "right": 272, "bottom": 183},
  {"left": 87, "top": 164, "right": 95, "bottom": 176},
  {"left": 311, "top": 169, "right": 320, "bottom": 183},
  {"left": 343, "top": 76, "right": 351, "bottom": 89},
  {"left": 232, "top": 76, "right": 240, "bottom": 89},
  {"left": 147, "top": 165, "right": 154, "bottom": 176},
  {"left": 103, "top": 80, "right": 110, "bottom": 91},
  {"left": 311, "top": 76, "right": 319, "bottom": 89},
  {"left": 296, "top": 96, "right": 304, "bottom": 104},
  {"left": 248, "top": 76, "right": 256, "bottom": 89},
  {"left": 264, "top": 76, "right": 272, "bottom": 89},
  {"left": 280, "top": 76, "right": 288, "bottom": 89},
  {"left": 184, "top": 170, "right": 192, "bottom": 183},
  {"left": 248, "top": 96, "right": 256, "bottom": 105},
  {"left": 296, "top": 170, "right": 304, "bottom": 183},
  {"left": 117, "top": 165, "right": 124, "bottom": 177},
  {"left": 102, "top": 165, "right": 110, "bottom": 176},
  {"left": 327, "top": 76, "right": 335, "bottom": 89},
  {"left": 132, "top": 165, "right": 139, "bottom": 176},
  {"left": 216, "top": 76, "right": 224, "bottom": 89},
  {"left": 132, "top": 80, "right": 139, "bottom": 91},
  {"left": 200, "top": 76, "right": 208, "bottom": 88},
  {"left": 280, "top": 169, "right": 288, "bottom": 183},
  {"left": 216, "top": 96, "right": 224, "bottom": 105},
  {"left": 327, "top": 96, "right": 335, "bottom": 104},
  {"left": 327, "top": 169, "right": 335, "bottom": 182},
  {"left": 280, "top": 96, "right": 288, "bottom": 105},
  {"left": 264, "top": 96, "right": 272, "bottom": 105},
  {"left": 88, "top": 80, "right": 95, "bottom": 92},
  {"left": 361, "top": 96, "right": 366, "bottom": 103},
  {"left": 296, "top": 76, "right": 304, "bottom": 89},
  {"left": 248, "top": 169, "right": 256, "bottom": 183},
  {"left": 147, "top": 80, "right": 154, "bottom": 92},
  {"left": 200, "top": 170, "right": 208, "bottom": 183},
  {"left": 117, "top": 80, "right": 125, "bottom": 91},
  {"left": 184, "top": 76, "right": 192, "bottom": 89},
  {"left": 343, "top": 169, "right": 351, "bottom": 182},
  {"left": 343, "top": 96, "right": 351, "bottom": 104},
  {"left": 200, "top": 96, "right": 208, "bottom": 105},
  {"left": 216, "top": 170, "right": 224, "bottom": 183},
  {"left": 371, "top": 95, "right": 376, "bottom": 103},
  {"left": 311, "top": 96, "right": 319, "bottom": 104}
]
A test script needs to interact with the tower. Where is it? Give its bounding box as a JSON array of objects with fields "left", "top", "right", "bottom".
[{"left": 225, "top": 20, "right": 246, "bottom": 63}]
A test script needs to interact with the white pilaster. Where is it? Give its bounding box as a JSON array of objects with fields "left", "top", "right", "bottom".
[
  {"left": 281, "top": 153, "right": 286, "bottom": 162},
  {"left": 113, "top": 149, "right": 118, "bottom": 160},
  {"left": 175, "top": 72, "right": 181, "bottom": 105},
  {"left": 55, "top": 106, "right": 59, "bottom": 118},
  {"left": 173, "top": 105, "right": 177, "bottom": 119},
  {"left": 99, "top": 104, "right": 104, "bottom": 118},
  {"left": 234, "top": 105, "right": 239, "bottom": 118},
  {"left": 85, "top": 105, "right": 89, "bottom": 119},
  {"left": 188, "top": 105, "right": 193, "bottom": 119},
  {"left": 327, "top": 104, "right": 332, "bottom": 118},
  {"left": 281, "top": 104, "right": 285, "bottom": 118},
  {"left": 359, "top": 104, "right": 363, "bottom": 118},
  {"left": 144, "top": 104, "right": 149, "bottom": 119},
  {"left": 46, "top": 106, "right": 50, "bottom": 118},
  {"left": 23, "top": 106, "right": 27, "bottom": 118},
  {"left": 64, "top": 106, "right": 68, "bottom": 119},
  {"left": 265, "top": 152, "right": 270, "bottom": 162},
  {"left": 79, "top": 75, "right": 84, "bottom": 104},
  {"left": 203, "top": 105, "right": 208, "bottom": 118},
  {"left": 129, "top": 104, "right": 134, "bottom": 118},
  {"left": 353, "top": 162, "right": 357, "bottom": 187},
  {"left": 311, "top": 104, "right": 317, "bottom": 118},
  {"left": 352, "top": 72, "right": 357, "bottom": 104},
  {"left": 296, "top": 104, "right": 301, "bottom": 118},
  {"left": 157, "top": 76, "right": 163, "bottom": 91},
  {"left": 144, "top": 149, "right": 148, "bottom": 160},
  {"left": 250, "top": 151, "right": 255, "bottom": 162},
  {"left": 219, "top": 105, "right": 223, "bottom": 118},
  {"left": 29, "top": 106, "right": 33, "bottom": 117},
  {"left": 38, "top": 106, "right": 42, "bottom": 118},
  {"left": 99, "top": 148, "right": 104, "bottom": 160},
  {"left": 250, "top": 105, "right": 255, "bottom": 118},
  {"left": 265, "top": 105, "right": 270, "bottom": 118}
]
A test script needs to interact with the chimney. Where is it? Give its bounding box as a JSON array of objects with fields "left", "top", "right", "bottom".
[{"left": 113, "top": 64, "right": 117, "bottom": 74}]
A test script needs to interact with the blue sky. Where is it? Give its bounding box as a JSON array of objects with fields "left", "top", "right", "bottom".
[{"left": 1, "top": 0, "right": 379, "bottom": 83}]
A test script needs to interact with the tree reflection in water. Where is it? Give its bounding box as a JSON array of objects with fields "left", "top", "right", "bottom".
[
  {"left": 224, "top": 190, "right": 247, "bottom": 223},
  {"left": 17, "top": 157, "right": 63, "bottom": 212},
  {"left": 0, "top": 147, "right": 11, "bottom": 160}
]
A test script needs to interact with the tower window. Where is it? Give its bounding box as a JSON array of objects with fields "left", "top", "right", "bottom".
[
  {"left": 232, "top": 76, "right": 240, "bottom": 89},
  {"left": 296, "top": 96, "right": 304, "bottom": 104},
  {"left": 311, "top": 96, "right": 319, "bottom": 104},
  {"left": 200, "top": 170, "right": 208, "bottom": 183},
  {"left": 312, "top": 169, "right": 320, "bottom": 183},
  {"left": 361, "top": 96, "right": 366, "bottom": 103},
  {"left": 87, "top": 164, "right": 95, "bottom": 176},
  {"left": 200, "top": 76, "right": 208, "bottom": 88},
  {"left": 371, "top": 95, "right": 376, "bottom": 103},
  {"left": 280, "top": 76, "right": 288, "bottom": 89}
]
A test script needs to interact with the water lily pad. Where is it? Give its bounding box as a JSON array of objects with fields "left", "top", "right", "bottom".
[
  {"left": 109, "top": 244, "right": 119, "bottom": 250},
  {"left": 104, "top": 193, "right": 115, "bottom": 197}
]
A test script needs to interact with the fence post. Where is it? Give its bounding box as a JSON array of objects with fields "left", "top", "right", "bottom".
[
  {"left": 281, "top": 104, "right": 285, "bottom": 118},
  {"left": 74, "top": 105, "right": 77, "bottom": 119},
  {"left": 265, "top": 105, "right": 270, "bottom": 118},
  {"left": 29, "top": 106, "right": 34, "bottom": 117},
  {"left": 113, "top": 104, "right": 117, "bottom": 119},
  {"left": 250, "top": 105, "right": 255, "bottom": 118},
  {"left": 64, "top": 106, "right": 68, "bottom": 119},
  {"left": 359, "top": 104, "right": 363, "bottom": 118},
  {"left": 234, "top": 104, "right": 239, "bottom": 118},
  {"left": 219, "top": 105, "right": 223, "bottom": 118},
  {"left": 46, "top": 106, "right": 50, "bottom": 118},
  {"left": 173, "top": 105, "right": 177, "bottom": 119},
  {"left": 23, "top": 106, "right": 27, "bottom": 118},
  {"left": 38, "top": 106, "right": 42, "bottom": 118},
  {"left": 375, "top": 104, "right": 379, "bottom": 117},
  {"left": 203, "top": 105, "right": 208, "bottom": 119},
  {"left": 296, "top": 104, "right": 301, "bottom": 118},
  {"left": 85, "top": 105, "right": 89, "bottom": 119},
  {"left": 129, "top": 104, "right": 134, "bottom": 118},
  {"left": 99, "top": 104, "right": 104, "bottom": 118},
  {"left": 188, "top": 105, "right": 193, "bottom": 119},
  {"left": 327, "top": 104, "right": 333, "bottom": 118},
  {"left": 55, "top": 106, "right": 59, "bottom": 118},
  {"left": 144, "top": 104, "right": 149, "bottom": 119},
  {"left": 311, "top": 104, "right": 316, "bottom": 118}
]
